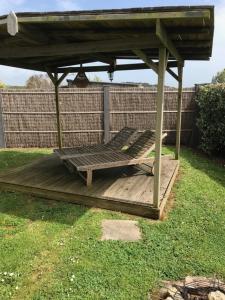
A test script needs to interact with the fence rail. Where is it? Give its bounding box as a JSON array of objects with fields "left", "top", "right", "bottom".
[{"left": 0, "top": 87, "right": 196, "bottom": 148}]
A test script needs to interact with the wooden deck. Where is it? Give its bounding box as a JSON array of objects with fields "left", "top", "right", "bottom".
[{"left": 0, "top": 154, "right": 179, "bottom": 219}]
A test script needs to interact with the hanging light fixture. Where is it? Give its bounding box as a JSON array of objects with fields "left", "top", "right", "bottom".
[
  {"left": 107, "top": 60, "right": 116, "bottom": 82},
  {"left": 73, "top": 64, "right": 89, "bottom": 88}
]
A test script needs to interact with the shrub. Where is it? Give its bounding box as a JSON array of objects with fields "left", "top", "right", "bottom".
[
  {"left": 0, "top": 81, "right": 6, "bottom": 88},
  {"left": 195, "top": 84, "right": 225, "bottom": 155}
]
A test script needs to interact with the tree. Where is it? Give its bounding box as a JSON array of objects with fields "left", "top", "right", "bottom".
[
  {"left": 212, "top": 69, "right": 225, "bottom": 83},
  {"left": 26, "top": 74, "right": 53, "bottom": 89},
  {"left": 0, "top": 81, "right": 6, "bottom": 88}
]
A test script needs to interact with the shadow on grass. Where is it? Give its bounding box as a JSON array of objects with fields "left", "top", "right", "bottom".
[
  {"left": 0, "top": 149, "right": 89, "bottom": 225},
  {"left": 180, "top": 146, "right": 225, "bottom": 188},
  {"left": 0, "top": 150, "right": 50, "bottom": 173},
  {"left": 0, "top": 191, "right": 89, "bottom": 226}
]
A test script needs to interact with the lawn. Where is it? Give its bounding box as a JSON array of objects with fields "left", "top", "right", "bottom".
[{"left": 0, "top": 147, "right": 224, "bottom": 300}]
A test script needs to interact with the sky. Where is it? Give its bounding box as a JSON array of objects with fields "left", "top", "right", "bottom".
[{"left": 0, "top": 0, "right": 224, "bottom": 87}]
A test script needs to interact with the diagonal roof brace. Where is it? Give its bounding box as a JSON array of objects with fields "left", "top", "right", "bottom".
[
  {"left": 133, "top": 49, "right": 180, "bottom": 81},
  {"left": 133, "top": 50, "right": 158, "bottom": 74},
  {"left": 156, "top": 19, "right": 184, "bottom": 65}
]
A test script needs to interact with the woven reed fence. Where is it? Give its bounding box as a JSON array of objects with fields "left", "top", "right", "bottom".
[{"left": 0, "top": 87, "right": 196, "bottom": 148}]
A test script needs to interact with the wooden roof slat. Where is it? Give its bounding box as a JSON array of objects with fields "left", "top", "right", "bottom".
[
  {"left": 0, "top": 6, "right": 214, "bottom": 70},
  {"left": 0, "top": 37, "right": 160, "bottom": 59},
  {"left": 156, "top": 19, "right": 183, "bottom": 63},
  {"left": 0, "top": 9, "right": 211, "bottom": 25}
]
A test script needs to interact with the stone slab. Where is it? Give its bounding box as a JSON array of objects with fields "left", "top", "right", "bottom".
[{"left": 101, "top": 220, "right": 141, "bottom": 241}]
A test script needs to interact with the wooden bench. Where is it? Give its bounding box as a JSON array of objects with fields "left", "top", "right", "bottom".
[
  {"left": 54, "top": 127, "right": 138, "bottom": 160},
  {"left": 66, "top": 130, "right": 167, "bottom": 186}
]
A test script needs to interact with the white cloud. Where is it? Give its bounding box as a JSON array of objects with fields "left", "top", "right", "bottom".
[{"left": 56, "top": 0, "right": 81, "bottom": 11}]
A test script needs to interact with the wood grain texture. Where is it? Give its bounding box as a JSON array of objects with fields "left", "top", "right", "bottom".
[
  {"left": 0, "top": 154, "right": 178, "bottom": 219},
  {"left": 0, "top": 7, "right": 214, "bottom": 71},
  {"left": 103, "top": 86, "right": 110, "bottom": 144},
  {"left": 0, "top": 93, "right": 5, "bottom": 148},
  {"left": 153, "top": 47, "right": 167, "bottom": 208}
]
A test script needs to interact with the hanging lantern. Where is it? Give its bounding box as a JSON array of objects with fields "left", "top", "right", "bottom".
[
  {"left": 73, "top": 64, "right": 89, "bottom": 88},
  {"left": 107, "top": 60, "right": 116, "bottom": 82},
  {"left": 108, "top": 70, "right": 114, "bottom": 82}
]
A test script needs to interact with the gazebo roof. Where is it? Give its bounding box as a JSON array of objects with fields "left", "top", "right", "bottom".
[{"left": 0, "top": 6, "right": 214, "bottom": 72}]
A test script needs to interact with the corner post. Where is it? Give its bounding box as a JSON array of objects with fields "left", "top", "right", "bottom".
[
  {"left": 175, "top": 64, "right": 183, "bottom": 160},
  {"left": 46, "top": 69, "right": 69, "bottom": 149},
  {"left": 103, "top": 86, "right": 110, "bottom": 144},
  {"left": 54, "top": 74, "right": 63, "bottom": 149},
  {"left": 153, "top": 47, "right": 167, "bottom": 208},
  {"left": 0, "top": 92, "right": 6, "bottom": 148}
]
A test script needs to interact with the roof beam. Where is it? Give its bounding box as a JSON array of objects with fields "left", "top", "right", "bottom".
[
  {"left": 156, "top": 19, "right": 183, "bottom": 64},
  {"left": 0, "top": 38, "right": 159, "bottom": 59},
  {"left": 17, "top": 24, "right": 49, "bottom": 45},
  {"left": 0, "top": 58, "right": 180, "bottom": 73},
  {"left": 56, "top": 63, "right": 152, "bottom": 73},
  {"left": 55, "top": 61, "right": 178, "bottom": 74},
  {"left": 0, "top": 9, "right": 210, "bottom": 25},
  {"left": 0, "top": 60, "right": 45, "bottom": 71}
]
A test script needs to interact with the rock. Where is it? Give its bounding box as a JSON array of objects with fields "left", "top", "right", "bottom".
[
  {"left": 208, "top": 291, "right": 225, "bottom": 300},
  {"left": 159, "top": 287, "right": 170, "bottom": 299},
  {"left": 185, "top": 276, "right": 212, "bottom": 288},
  {"left": 165, "top": 297, "right": 174, "bottom": 300},
  {"left": 167, "top": 285, "right": 184, "bottom": 300}
]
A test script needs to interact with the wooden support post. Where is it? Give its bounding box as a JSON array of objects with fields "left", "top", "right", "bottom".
[
  {"left": 103, "top": 86, "right": 110, "bottom": 144},
  {"left": 175, "top": 64, "right": 183, "bottom": 160},
  {"left": 153, "top": 47, "right": 167, "bottom": 208},
  {"left": 0, "top": 93, "right": 6, "bottom": 148},
  {"left": 86, "top": 170, "right": 93, "bottom": 187},
  {"left": 46, "top": 69, "right": 69, "bottom": 149},
  {"left": 54, "top": 76, "right": 63, "bottom": 149}
]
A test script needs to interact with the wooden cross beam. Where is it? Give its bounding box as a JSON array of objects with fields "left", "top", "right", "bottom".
[
  {"left": 0, "top": 9, "right": 210, "bottom": 26},
  {"left": 55, "top": 61, "right": 179, "bottom": 74},
  {"left": 156, "top": 19, "right": 184, "bottom": 64},
  {"left": 0, "top": 38, "right": 159, "bottom": 59}
]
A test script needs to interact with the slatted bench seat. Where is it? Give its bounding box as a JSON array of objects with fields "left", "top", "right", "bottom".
[
  {"left": 54, "top": 127, "right": 138, "bottom": 160},
  {"left": 66, "top": 130, "right": 167, "bottom": 186}
]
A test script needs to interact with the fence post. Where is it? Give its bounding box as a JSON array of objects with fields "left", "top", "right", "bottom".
[
  {"left": 0, "top": 92, "right": 5, "bottom": 148},
  {"left": 103, "top": 86, "right": 110, "bottom": 144}
]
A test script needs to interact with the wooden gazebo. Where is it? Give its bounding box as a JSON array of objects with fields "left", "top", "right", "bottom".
[{"left": 0, "top": 6, "right": 214, "bottom": 217}]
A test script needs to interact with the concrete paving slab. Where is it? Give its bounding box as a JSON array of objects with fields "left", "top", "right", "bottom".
[{"left": 101, "top": 220, "right": 141, "bottom": 241}]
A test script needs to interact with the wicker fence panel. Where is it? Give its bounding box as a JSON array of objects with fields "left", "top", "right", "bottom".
[
  {"left": 109, "top": 87, "right": 196, "bottom": 144},
  {"left": 0, "top": 87, "right": 196, "bottom": 148}
]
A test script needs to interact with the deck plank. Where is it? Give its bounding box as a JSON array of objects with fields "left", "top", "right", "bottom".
[{"left": 0, "top": 154, "right": 179, "bottom": 219}]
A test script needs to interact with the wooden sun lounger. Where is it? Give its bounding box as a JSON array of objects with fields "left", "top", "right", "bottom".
[
  {"left": 54, "top": 127, "right": 138, "bottom": 160},
  {"left": 66, "top": 130, "right": 167, "bottom": 186}
]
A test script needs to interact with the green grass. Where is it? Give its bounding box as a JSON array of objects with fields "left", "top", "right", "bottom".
[{"left": 0, "top": 147, "right": 224, "bottom": 300}]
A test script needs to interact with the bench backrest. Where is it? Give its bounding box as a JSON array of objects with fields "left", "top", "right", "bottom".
[
  {"left": 107, "top": 127, "right": 137, "bottom": 150},
  {"left": 125, "top": 130, "right": 156, "bottom": 158}
]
